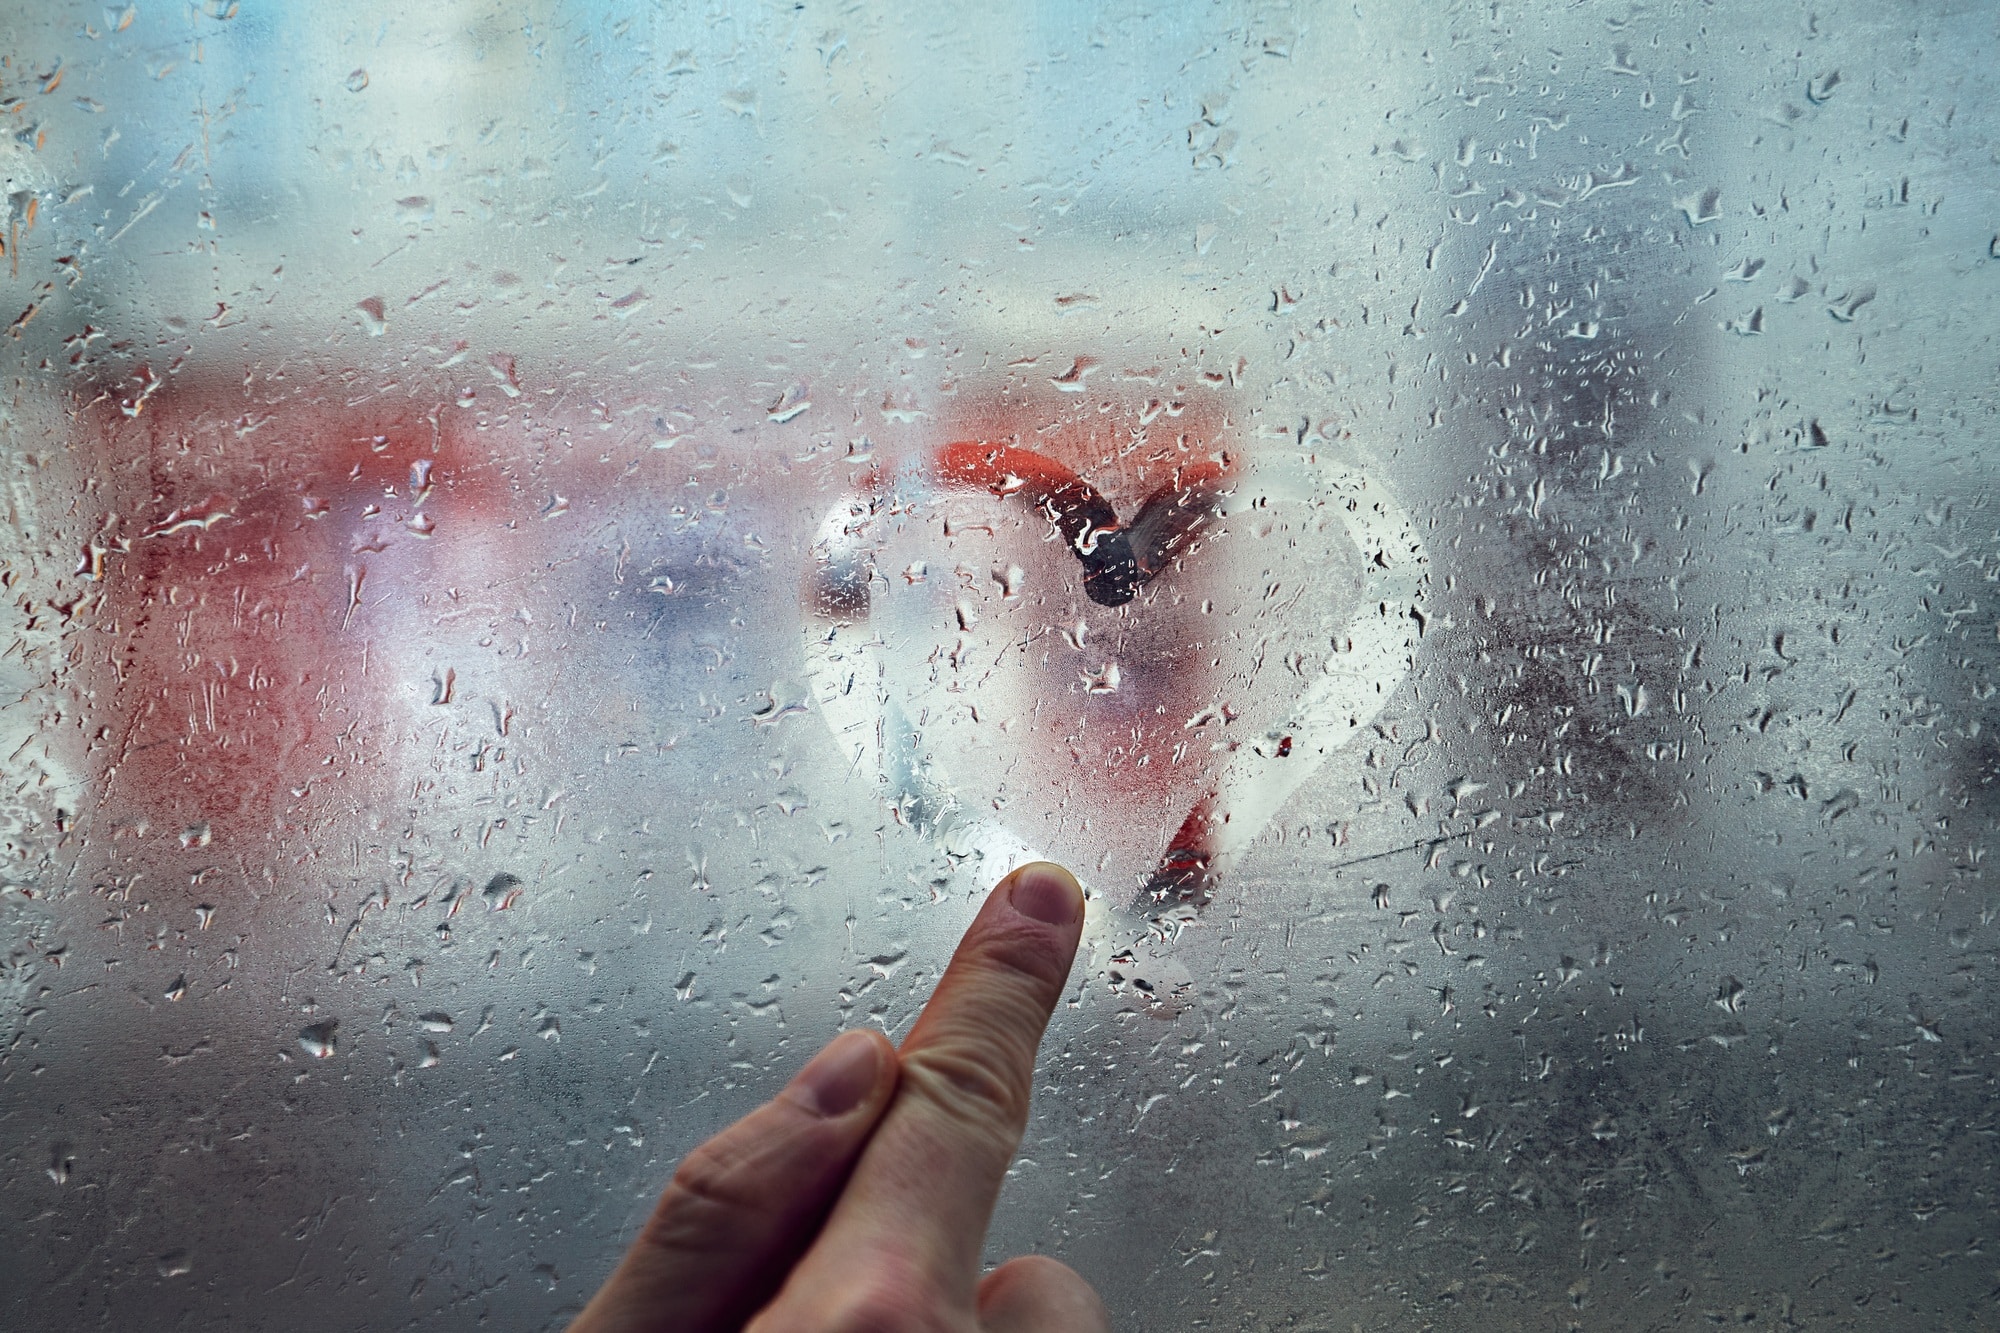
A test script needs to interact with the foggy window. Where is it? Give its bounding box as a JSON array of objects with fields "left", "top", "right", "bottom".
[{"left": 4, "top": 2, "right": 1995, "bottom": 1327}]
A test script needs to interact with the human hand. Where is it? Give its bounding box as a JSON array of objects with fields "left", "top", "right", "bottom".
[{"left": 568, "top": 861, "right": 1108, "bottom": 1333}]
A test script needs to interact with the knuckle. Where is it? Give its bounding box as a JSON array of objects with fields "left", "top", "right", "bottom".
[
  {"left": 640, "top": 1137, "right": 773, "bottom": 1254},
  {"left": 900, "top": 1039, "right": 1035, "bottom": 1138},
  {"left": 671, "top": 1134, "right": 763, "bottom": 1212}
]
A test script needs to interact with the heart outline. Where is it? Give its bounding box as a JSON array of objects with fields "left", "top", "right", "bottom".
[{"left": 803, "top": 444, "right": 1427, "bottom": 930}]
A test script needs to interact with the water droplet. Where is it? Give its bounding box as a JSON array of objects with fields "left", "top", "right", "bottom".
[
  {"left": 482, "top": 873, "right": 524, "bottom": 911},
  {"left": 1723, "top": 306, "right": 1764, "bottom": 336},
  {"left": 157, "top": 1250, "right": 192, "bottom": 1279},
  {"left": 355, "top": 296, "right": 386, "bottom": 336},
  {"left": 1827, "top": 286, "right": 1876, "bottom": 322},
  {"left": 298, "top": 1020, "right": 339, "bottom": 1059},
  {"left": 345, "top": 68, "right": 370, "bottom": 94},
  {"left": 768, "top": 383, "right": 810, "bottom": 423},
  {"left": 1050, "top": 356, "right": 1099, "bottom": 391},
  {"left": 1806, "top": 70, "right": 1841, "bottom": 104},
  {"left": 418, "top": 1011, "right": 454, "bottom": 1033},
  {"left": 605, "top": 287, "right": 649, "bottom": 319},
  {"left": 1676, "top": 186, "right": 1722, "bottom": 226}
]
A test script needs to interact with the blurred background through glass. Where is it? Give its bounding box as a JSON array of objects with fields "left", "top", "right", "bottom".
[{"left": 4, "top": 2, "right": 1998, "bottom": 1327}]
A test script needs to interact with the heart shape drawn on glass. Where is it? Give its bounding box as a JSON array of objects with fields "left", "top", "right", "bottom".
[{"left": 803, "top": 441, "right": 1426, "bottom": 984}]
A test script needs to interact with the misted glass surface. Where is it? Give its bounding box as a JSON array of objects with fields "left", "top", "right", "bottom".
[{"left": 4, "top": 2, "right": 1996, "bottom": 1327}]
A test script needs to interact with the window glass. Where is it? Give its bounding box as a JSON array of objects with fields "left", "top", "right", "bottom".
[{"left": 5, "top": 2, "right": 1995, "bottom": 1326}]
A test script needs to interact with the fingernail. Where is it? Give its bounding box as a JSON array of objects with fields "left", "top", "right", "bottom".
[
  {"left": 786, "top": 1030, "right": 881, "bottom": 1118},
  {"left": 1009, "top": 861, "right": 1082, "bottom": 926}
]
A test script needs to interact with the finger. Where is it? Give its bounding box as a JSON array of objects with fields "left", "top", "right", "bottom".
[
  {"left": 567, "top": 1028, "right": 898, "bottom": 1333},
  {"left": 759, "top": 861, "right": 1085, "bottom": 1318},
  {"left": 978, "top": 1256, "right": 1110, "bottom": 1333}
]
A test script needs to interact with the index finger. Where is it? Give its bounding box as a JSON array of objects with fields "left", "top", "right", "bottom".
[{"left": 759, "top": 862, "right": 1085, "bottom": 1317}]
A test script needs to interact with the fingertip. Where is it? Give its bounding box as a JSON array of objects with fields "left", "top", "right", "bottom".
[
  {"left": 781, "top": 1027, "right": 896, "bottom": 1119},
  {"left": 956, "top": 861, "right": 1085, "bottom": 993},
  {"left": 1006, "top": 861, "right": 1083, "bottom": 927}
]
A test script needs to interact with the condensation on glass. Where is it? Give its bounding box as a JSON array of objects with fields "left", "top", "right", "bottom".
[{"left": 3, "top": 2, "right": 1995, "bottom": 1328}]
